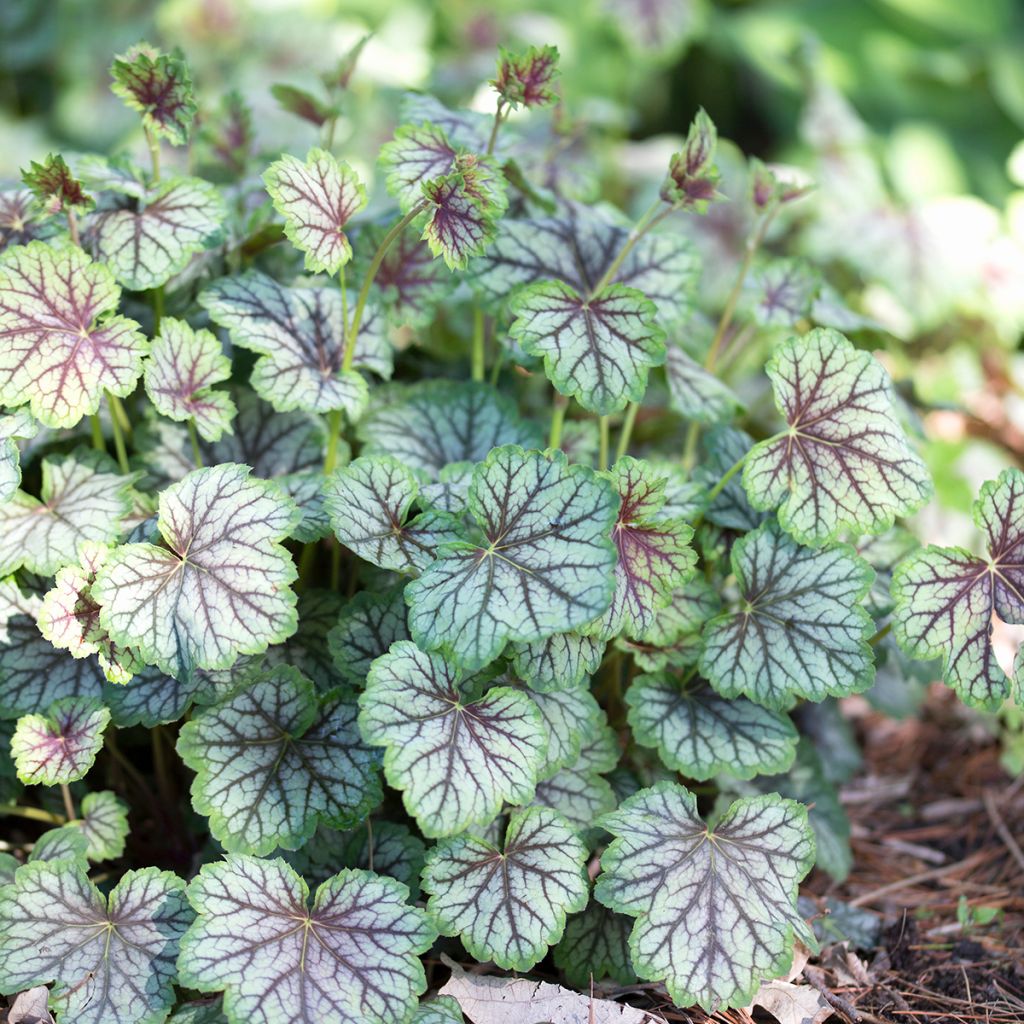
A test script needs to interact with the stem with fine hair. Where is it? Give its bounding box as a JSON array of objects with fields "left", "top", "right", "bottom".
[
  {"left": 152, "top": 286, "right": 165, "bottom": 334},
  {"left": 60, "top": 783, "right": 76, "bottom": 822},
  {"left": 690, "top": 450, "right": 749, "bottom": 533},
  {"left": 598, "top": 415, "right": 610, "bottom": 472},
  {"left": 145, "top": 126, "right": 161, "bottom": 182},
  {"left": 549, "top": 393, "right": 569, "bottom": 449},
  {"left": 471, "top": 308, "right": 486, "bottom": 382},
  {"left": 90, "top": 414, "right": 106, "bottom": 454},
  {"left": 589, "top": 200, "right": 667, "bottom": 298},
  {"left": 324, "top": 409, "right": 344, "bottom": 475},
  {"left": 341, "top": 201, "right": 428, "bottom": 374},
  {"left": 486, "top": 101, "right": 507, "bottom": 156},
  {"left": 67, "top": 208, "right": 80, "bottom": 247},
  {"left": 106, "top": 393, "right": 130, "bottom": 473},
  {"left": 187, "top": 420, "right": 204, "bottom": 468},
  {"left": 616, "top": 401, "right": 640, "bottom": 462},
  {"left": 0, "top": 804, "right": 66, "bottom": 825}
]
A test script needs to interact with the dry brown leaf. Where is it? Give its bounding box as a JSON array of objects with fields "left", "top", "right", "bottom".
[
  {"left": 5, "top": 988, "right": 54, "bottom": 1024},
  {"left": 744, "top": 979, "right": 831, "bottom": 1024},
  {"left": 439, "top": 955, "right": 666, "bottom": 1024}
]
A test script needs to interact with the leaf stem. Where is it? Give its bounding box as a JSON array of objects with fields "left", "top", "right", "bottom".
[
  {"left": 108, "top": 393, "right": 133, "bottom": 440},
  {"left": 324, "top": 409, "right": 344, "bottom": 475},
  {"left": 298, "top": 541, "right": 318, "bottom": 586},
  {"left": 616, "top": 401, "right": 639, "bottom": 463},
  {"left": 342, "top": 201, "right": 427, "bottom": 374},
  {"left": 145, "top": 126, "right": 161, "bottom": 183},
  {"left": 152, "top": 285, "right": 165, "bottom": 334},
  {"left": 598, "top": 415, "right": 610, "bottom": 472},
  {"left": 691, "top": 450, "right": 749, "bottom": 532},
  {"left": 151, "top": 726, "right": 174, "bottom": 806},
  {"left": 187, "top": 419, "right": 204, "bottom": 468},
  {"left": 682, "top": 420, "right": 700, "bottom": 473},
  {"left": 105, "top": 393, "right": 131, "bottom": 474},
  {"left": 549, "top": 393, "right": 569, "bottom": 450},
  {"left": 703, "top": 206, "right": 777, "bottom": 374},
  {"left": 489, "top": 345, "right": 506, "bottom": 387},
  {"left": 589, "top": 199, "right": 665, "bottom": 299},
  {"left": 67, "top": 208, "right": 81, "bottom": 248},
  {"left": 486, "top": 101, "right": 507, "bottom": 156},
  {"left": 339, "top": 265, "right": 350, "bottom": 338},
  {"left": 870, "top": 622, "right": 892, "bottom": 646},
  {"left": 471, "top": 308, "right": 486, "bottom": 382},
  {"left": 0, "top": 804, "right": 65, "bottom": 825},
  {"left": 90, "top": 414, "right": 106, "bottom": 454},
  {"left": 60, "top": 783, "right": 76, "bottom": 822}
]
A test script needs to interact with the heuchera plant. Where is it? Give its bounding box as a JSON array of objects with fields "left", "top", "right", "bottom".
[{"left": 0, "top": 38, "right": 1014, "bottom": 1024}]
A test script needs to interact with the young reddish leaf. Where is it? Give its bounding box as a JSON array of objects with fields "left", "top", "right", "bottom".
[
  {"left": 200, "top": 89, "right": 254, "bottom": 175},
  {"left": 200, "top": 271, "right": 388, "bottom": 418},
  {"left": 177, "top": 857, "right": 434, "bottom": 1024},
  {"left": 661, "top": 108, "right": 722, "bottom": 212},
  {"left": 0, "top": 242, "right": 148, "bottom": 428},
  {"left": 38, "top": 542, "right": 145, "bottom": 685},
  {"left": 143, "top": 318, "right": 236, "bottom": 442},
  {"left": 93, "top": 463, "right": 300, "bottom": 679},
  {"left": 0, "top": 863, "right": 190, "bottom": 1024},
  {"left": 357, "top": 380, "right": 541, "bottom": 478},
  {"left": 11, "top": 697, "right": 110, "bottom": 785},
  {"left": 699, "top": 521, "right": 875, "bottom": 710},
  {"left": 596, "top": 785, "right": 816, "bottom": 1011},
  {"left": 406, "top": 446, "right": 619, "bottom": 670},
  {"left": 0, "top": 450, "right": 134, "bottom": 577},
  {"left": 743, "top": 329, "right": 932, "bottom": 546},
  {"left": 359, "top": 641, "right": 547, "bottom": 837},
  {"left": 892, "top": 467, "right": 1024, "bottom": 709},
  {"left": 263, "top": 148, "right": 367, "bottom": 275},
  {"left": 177, "top": 665, "right": 381, "bottom": 855},
  {"left": 110, "top": 42, "right": 197, "bottom": 145},
  {"left": 472, "top": 202, "right": 697, "bottom": 331},
  {"left": 21, "top": 154, "right": 93, "bottom": 216},
  {"left": 270, "top": 83, "right": 337, "bottom": 127},
  {"left": 421, "top": 157, "right": 506, "bottom": 270},
  {"left": 509, "top": 280, "right": 666, "bottom": 415},
  {"left": 422, "top": 806, "right": 588, "bottom": 971},
  {"left": 85, "top": 175, "right": 226, "bottom": 291},
  {"left": 587, "top": 457, "right": 696, "bottom": 640},
  {"left": 491, "top": 46, "right": 560, "bottom": 110},
  {"left": 324, "top": 456, "right": 462, "bottom": 574}
]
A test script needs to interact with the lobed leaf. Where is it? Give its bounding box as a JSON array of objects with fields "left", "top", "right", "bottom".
[
  {"left": 110, "top": 42, "right": 196, "bottom": 144},
  {"left": 406, "top": 446, "right": 618, "bottom": 670},
  {"left": 177, "top": 856, "right": 434, "bottom": 1024},
  {"left": 360, "top": 641, "right": 546, "bottom": 837},
  {"left": 0, "top": 409, "right": 38, "bottom": 504},
  {"left": 554, "top": 901, "right": 636, "bottom": 988},
  {"left": 507, "top": 630, "right": 604, "bottom": 692},
  {"left": 491, "top": 46, "right": 560, "bottom": 109},
  {"left": 423, "top": 806, "right": 588, "bottom": 971},
  {"left": 328, "top": 585, "right": 410, "bottom": 687},
  {"left": 665, "top": 344, "right": 744, "bottom": 424},
  {"left": 11, "top": 696, "right": 110, "bottom": 785}
]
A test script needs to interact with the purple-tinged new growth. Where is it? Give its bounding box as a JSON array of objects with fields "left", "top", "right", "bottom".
[{"left": 491, "top": 45, "right": 560, "bottom": 110}]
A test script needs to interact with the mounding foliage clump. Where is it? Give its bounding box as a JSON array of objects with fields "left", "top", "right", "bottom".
[{"left": 0, "top": 37, "right": 1015, "bottom": 1024}]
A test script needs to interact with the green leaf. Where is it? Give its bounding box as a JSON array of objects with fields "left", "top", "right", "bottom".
[
  {"left": 407, "top": 446, "right": 618, "bottom": 670},
  {"left": 28, "top": 825, "right": 89, "bottom": 865},
  {"left": 595, "top": 784, "right": 816, "bottom": 1010},
  {"left": 697, "top": 426, "right": 765, "bottom": 532},
  {"left": 422, "top": 806, "right": 588, "bottom": 971},
  {"left": 471, "top": 202, "right": 698, "bottom": 331},
  {"left": 263, "top": 148, "right": 367, "bottom": 275},
  {"left": 201, "top": 271, "right": 389, "bottom": 418},
  {"left": 554, "top": 901, "right": 636, "bottom": 988},
  {"left": 743, "top": 329, "right": 932, "bottom": 547},
  {"left": 285, "top": 820, "right": 426, "bottom": 895},
  {"left": 509, "top": 280, "right": 665, "bottom": 415},
  {"left": 414, "top": 997, "right": 465, "bottom": 1024},
  {"left": 75, "top": 790, "right": 130, "bottom": 861},
  {"left": 104, "top": 665, "right": 203, "bottom": 728},
  {"left": 744, "top": 258, "right": 819, "bottom": 328},
  {"left": 665, "top": 344, "right": 744, "bottom": 424},
  {"left": 177, "top": 856, "right": 434, "bottom": 1024},
  {"left": 177, "top": 665, "right": 380, "bottom": 855},
  {"left": 22, "top": 153, "right": 93, "bottom": 215},
  {"left": 262, "top": 589, "right": 348, "bottom": 690},
  {"left": 421, "top": 158, "right": 506, "bottom": 270},
  {"left": 699, "top": 521, "right": 875, "bottom": 709},
  {"left": 492, "top": 45, "right": 560, "bottom": 109},
  {"left": 39, "top": 542, "right": 145, "bottom": 684},
  {"left": 93, "top": 463, "right": 299, "bottom": 679},
  {"left": 0, "top": 861, "right": 190, "bottom": 1024},
  {"left": 507, "top": 630, "right": 604, "bottom": 692},
  {"left": 0, "top": 851, "right": 17, "bottom": 885},
  {"left": 626, "top": 674, "right": 798, "bottom": 780},
  {"left": 529, "top": 685, "right": 603, "bottom": 775},
  {"left": 892, "top": 467, "right": 1024, "bottom": 708},
  {"left": 324, "top": 456, "right": 462, "bottom": 573},
  {"left": 0, "top": 410, "right": 37, "bottom": 504},
  {"left": 328, "top": 585, "right": 410, "bottom": 687},
  {"left": 0, "top": 450, "right": 133, "bottom": 577},
  {"left": 0, "top": 242, "right": 147, "bottom": 428},
  {"left": 86, "top": 176, "right": 225, "bottom": 291},
  {"left": 380, "top": 122, "right": 463, "bottom": 213},
  {"left": 358, "top": 381, "right": 541, "bottom": 478},
  {"left": 143, "top": 318, "right": 236, "bottom": 441},
  {"left": 360, "top": 641, "right": 546, "bottom": 837},
  {"left": 11, "top": 696, "right": 109, "bottom": 785},
  {"left": 270, "top": 83, "right": 337, "bottom": 127},
  {"left": 588, "top": 457, "right": 696, "bottom": 640},
  {"left": 169, "top": 999, "right": 229, "bottom": 1024}
]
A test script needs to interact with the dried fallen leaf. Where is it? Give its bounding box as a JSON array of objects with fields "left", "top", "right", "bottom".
[
  {"left": 439, "top": 955, "right": 665, "bottom": 1024},
  {"left": 6, "top": 987, "right": 54, "bottom": 1024},
  {"left": 745, "top": 978, "right": 831, "bottom": 1024}
]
